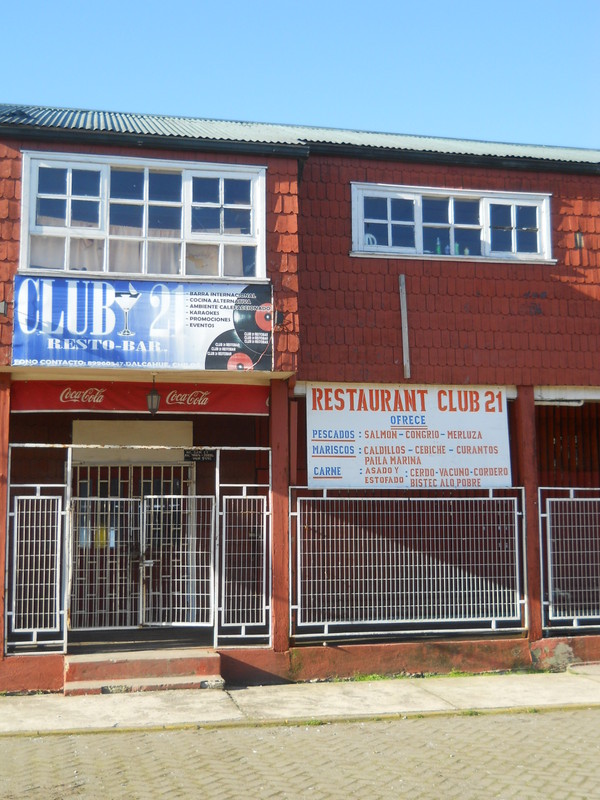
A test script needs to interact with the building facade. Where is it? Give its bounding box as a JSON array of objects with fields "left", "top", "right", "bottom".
[{"left": 1, "top": 105, "right": 600, "bottom": 691}]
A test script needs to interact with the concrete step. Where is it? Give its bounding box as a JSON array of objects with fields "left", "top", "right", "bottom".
[
  {"left": 64, "top": 648, "right": 222, "bottom": 695},
  {"left": 64, "top": 674, "right": 225, "bottom": 696}
]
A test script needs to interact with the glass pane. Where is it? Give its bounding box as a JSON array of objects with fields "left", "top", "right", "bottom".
[
  {"left": 69, "top": 238, "right": 104, "bottom": 271},
  {"left": 193, "top": 177, "right": 219, "bottom": 203},
  {"left": 224, "top": 208, "right": 250, "bottom": 234},
  {"left": 71, "top": 200, "right": 99, "bottom": 228},
  {"left": 149, "top": 172, "right": 181, "bottom": 202},
  {"left": 147, "top": 241, "right": 181, "bottom": 274},
  {"left": 454, "top": 228, "right": 481, "bottom": 256},
  {"left": 516, "top": 205, "right": 537, "bottom": 230},
  {"left": 108, "top": 239, "right": 142, "bottom": 272},
  {"left": 30, "top": 235, "right": 65, "bottom": 269},
  {"left": 391, "top": 198, "right": 414, "bottom": 222},
  {"left": 364, "top": 222, "right": 388, "bottom": 246},
  {"left": 516, "top": 229, "right": 538, "bottom": 253},
  {"left": 148, "top": 206, "right": 181, "bottom": 237},
  {"left": 38, "top": 167, "right": 67, "bottom": 195},
  {"left": 185, "top": 243, "right": 219, "bottom": 276},
  {"left": 224, "top": 245, "right": 256, "bottom": 277},
  {"left": 109, "top": 203, "right": 143, "bottom": 236},
  {"left": 490, "top": 204, "right": 512, "bottom": 228},
  {"left": 364, "top": 197, "right": 387, "bottom": 220},
  {"left": 491, "top": 228, "right": 512, "bottom": 252},
  {"left": 192, "top": 207, "right": 220, "bottom": 233},
  {"left": 110, "top": 169, "right": 144, "bottom": 200},
  {"left": 36, "top": 198, "right": 66, "bottom": 226},
  {"left": 224, "top": 179, "right": 251, "bottom": 205},
  {"left": 391, "top": 225, "right": 415, "bottom": 248},
  {"left": 454, "top": 199, "right": 479, "bottom": 225},
  {"left": 423, "top": 227, "right": 450, "bottom": 254},
  {"left": 422, "top": 198, "right": 448, "bottom": 223},
  {"left": 72, "top": 169, "right": 100, "bottom": 197}
]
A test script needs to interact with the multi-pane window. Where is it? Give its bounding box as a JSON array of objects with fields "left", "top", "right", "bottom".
[
  {"left": 23, "top": 154, "right": 266, "bottom": 278},
  {"left": 353, "top": 183, "right": 551, "bottom": 261}
]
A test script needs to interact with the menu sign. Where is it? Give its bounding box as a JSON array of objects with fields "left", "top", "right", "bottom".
[{"left": 307, "top": 384, "right": 511, "bottom": 489}]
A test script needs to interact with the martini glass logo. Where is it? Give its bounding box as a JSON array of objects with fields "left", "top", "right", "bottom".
[{"left": 115, "top": 284, "right": 141, "bottom": 337}]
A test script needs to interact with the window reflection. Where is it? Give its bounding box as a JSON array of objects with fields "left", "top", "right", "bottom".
[
  {"left": 224, "top": 179, "right": 251, "bottom": 205},
  {"left": 72, "top": 200, "right": 99, "bottom": 228},
  {"left": 110, "top": 204, "right": 143, "bottom": 236},
  {"left": 110, "top": 170, "right": 144, "bottom": 200},
  {"left": 38, "top": 167, "right": 67, "bottom": 195},
  {"left": 193, "top": 177, "right": 219, "bottom": 203},
  {"left": 72, "top": 170, "right": 100, "bottom": 197},
  {"left": 364, "top": 197, "right": 387, "bottom": 220},
  {"left": 37, "top": 198, "right": 66, "bottom": 227},
  {"left": 148, "top": 206, "right": 181, "bottom": 237},
  {"left": 149, "top": 172, "right": 181, "bottom": 202}
]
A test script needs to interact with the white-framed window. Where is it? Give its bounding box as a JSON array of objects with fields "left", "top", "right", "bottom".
[
  {"left": 21, "top": 153, "right": 267, "bottom": 279},
  {"left": 352, "top": 183, "right": 552, "bottom": 261}
]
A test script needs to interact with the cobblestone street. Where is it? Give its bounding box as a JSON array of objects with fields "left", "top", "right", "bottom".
[{"left": 2, "top": 708, "right": 599, "bottom": 799}]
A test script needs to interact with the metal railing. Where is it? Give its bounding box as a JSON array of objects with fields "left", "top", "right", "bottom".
[
  {"left": 221, "top": 495, "right": 269, "bottom": 628},
  {"left": 11, "top": 494, "right": 63, "bottom": 634},
  {"left": 540, "top": 487, "right": 600, "bottom": 630},
  {"left": 290, "top": 488, "right": 525, "bottom": 640}
]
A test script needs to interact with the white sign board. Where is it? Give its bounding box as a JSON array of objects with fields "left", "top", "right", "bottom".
[{"left": 306, "top": 384, "right": 511, "bottom": 489}]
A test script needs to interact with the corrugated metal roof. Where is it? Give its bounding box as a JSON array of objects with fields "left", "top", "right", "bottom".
[{"left": 0, "top": 103, "right": 598, "bottom": 165}]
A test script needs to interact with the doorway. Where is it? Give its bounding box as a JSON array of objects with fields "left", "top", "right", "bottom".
[{"left": 5, "top": 443, "right": 272, "bottom": 652}]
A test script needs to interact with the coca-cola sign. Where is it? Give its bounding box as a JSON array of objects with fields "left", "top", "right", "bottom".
[
  {"left": 59, "top": 387, "right": 106, "bottom": 405},
  {"left": 165, "top": 390, "right": 210, "bottom": 407},
  {"left": 12, "top": 381, "right": 269, "bottom": 416}
]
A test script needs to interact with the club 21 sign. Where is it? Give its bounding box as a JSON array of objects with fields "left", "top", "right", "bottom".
[{"left": 12, "top": 276, "right": 273, "bottom": 371}]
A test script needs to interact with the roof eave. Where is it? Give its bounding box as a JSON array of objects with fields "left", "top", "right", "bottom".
[
  {"left": 1, "top": 123, "right": 599, "bottom": 175},
  {"left": 0, "top": 124, "right": 311, "bottom": 159},
  {"left": 307, "top": 141, "right": 600, "bottom": 175}
]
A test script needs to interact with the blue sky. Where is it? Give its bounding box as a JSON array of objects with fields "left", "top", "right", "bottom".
[{"left": 6, "top": 0, "right": 599, "bottom": 149}]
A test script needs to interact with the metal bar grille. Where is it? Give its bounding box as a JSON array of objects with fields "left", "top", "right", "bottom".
[
  {"left": 546, "top": 496, "right": 600, "bottom": 623},
  {"left": 221, "top": 496, "right": 268, "bottom": 626},
  {"left": 143, "top": 496, "right": 214, "bottom": 625},
  {"left": 11, "top": 496, "right": 62, "bottom": 632},
  {"left": 69, "top": 498, "right": 140, "bottom": 629},
  {"left": 296, "top": 496, "right": 521, "bottom": 629}
]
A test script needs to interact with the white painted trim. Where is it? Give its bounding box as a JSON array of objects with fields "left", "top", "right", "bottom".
[
  {"left": 534, "top": 386, "right": 600, "bottom": 402},
  {"left": 351, "top": 181, "right": 553, "bottom": 261},
  {"left": 20, "top": 152, "right": 267, "bottom": 279}
]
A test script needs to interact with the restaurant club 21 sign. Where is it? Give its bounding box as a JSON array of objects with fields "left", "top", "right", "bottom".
[
  {"left": 306, "top": 383, "right": 512, "bottom": 490},
  {"left": 12, "top": 276, "right": 273, "bottom": 371}
]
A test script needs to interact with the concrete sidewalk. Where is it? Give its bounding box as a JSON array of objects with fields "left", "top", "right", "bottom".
[{"left": 1, "top": 663, "right": 600, "bottom": 736}]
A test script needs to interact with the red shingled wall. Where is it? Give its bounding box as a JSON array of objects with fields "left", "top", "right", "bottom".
[
  {"left": 0, "top": 141, "right": 300, "bottom": 373},
  {"left": 0, "top": 141, "right": 20, "bottom": 365},
  {"left": 297, "top": 156, "right": 600, "bottom": 386}
]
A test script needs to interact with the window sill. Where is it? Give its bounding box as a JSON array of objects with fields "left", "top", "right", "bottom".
[
  {"left": 16, "top": 268, "right": 269, "bottom": 284},
  {"left": 349, "top": 250, "right": 556, "bottom": 265}
]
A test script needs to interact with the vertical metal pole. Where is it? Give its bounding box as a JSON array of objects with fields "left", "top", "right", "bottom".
[
  {"left": 213, "top": 449, "right": 221, "bottom": 648},
  {"left": 63, "top": 447, "right": 73, "bottom": 653},
  {"left": 399, "top": 274, "right": 411, "bottom": 380}
]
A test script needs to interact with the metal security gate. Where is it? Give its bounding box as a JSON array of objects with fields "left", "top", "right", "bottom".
[
  {"left": 5, "top": 444, "right": 272, "bottom": 652},
  {"left": 69, "top": 493, "right": 215, "bottom": 630},
  {"left": 68, "top": 464, "right": 214, "bottom": 630},
  {"left": 10, "top": 493, "right": 64, "bottom": 640},
  {"left": 540, "top": 487, "right": 600, "bottom": 630},
  {"left": 290, "top": 488, "right": 525, "bottom": 641}
]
